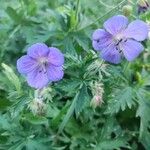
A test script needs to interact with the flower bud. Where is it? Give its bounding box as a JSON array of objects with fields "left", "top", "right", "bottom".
[
  {"left": 135, "top": 72, "right": 142, "bottom": 83},
  {"left": 122, "top": 5, "right": 133, "bottom": 16},
  {"left": 90, "top": 81, "right": 104, "bottom": 109},
  {"left": 90, "top": 95, "right": 103, "bottom": 109},
  {"left": 28, "top": 98, "right": 46, "bottom": 115}
]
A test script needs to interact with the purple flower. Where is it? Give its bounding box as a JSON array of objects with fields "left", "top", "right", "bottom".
[
  {"left": 17, "top": 43, "right": 64, "bottom": 89},
  {"left": 92, "top": 15, "right": 148, "bottom": 64}
]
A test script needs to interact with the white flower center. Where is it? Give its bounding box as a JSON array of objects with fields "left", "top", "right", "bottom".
[
  {"left": 38, "top": 57, "right": 48, "bottom": 73},
  {"left": 114, "top": 33, "right": 123, "bottom": 43},
  {"left": 38, "top": 57, "right": 48, "bottom": 64}
]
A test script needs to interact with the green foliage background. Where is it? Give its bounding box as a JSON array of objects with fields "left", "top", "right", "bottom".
[{"left": 0, "top": 0, "right": 150, "bottom": 149}]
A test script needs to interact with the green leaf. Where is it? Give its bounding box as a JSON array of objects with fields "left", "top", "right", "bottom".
[
  {"left": 0, "top": 115, "right": 10, "bottom": 130},
  {"left": 2, "top": 63, "right": 22, "bottom": 94},
  {"left": 25, "top": 139, "right": 47, "bottom": 150},
  {"left": 96, "top": 117, "right": 130, "bottom": 150},
  {"left": 57, "top": 79, "right": 81, "bottom": 96},
  {"left": 58, "top": 92, "right": 79, "bottom": 133},
  {"left": 136, "top": 89, "right": 150, "bottom": 149},
  {"left": 74, "top": 32, "right": 90, "bottom": 51},
  {"left": 47, "top": 9, "right": 67, "bottom": 31},
  {"left": 58, "top": 83, "right": 83, "bottom": 133},
  {"left": 69, "top": 10, "right": 78, "bottom": 29},
  {"left": 6, "top": 7, "right": 22, "bottom": 23},
  {"left": 106, "top": 86, "right": 136, "bottom": 114},
  {"left": 95, "top": 138, "right": 128, "bottom": 150},
  {"left": 22, "top": 113, "right": 48, "bottom": 125},
  {"left": 0, "top": 99, "right": 12, "bottom": 110},
  {"left": 140, "top": 131, "right": 150, "bottom": 150},
  {"left": 63, "top": 36, "right": 76, "bottom": 55},
  {"left": 22, "top": 0, "right": 37, "bottom": 16},
  {"left": 75, "top": 83, "right": 90, "bottom": 117},
  {"left": 51, "top": 102, "right": 70, "bottom": 128},
  {"left": 8, "top": 140, "right": 25, "bottom": 150}
]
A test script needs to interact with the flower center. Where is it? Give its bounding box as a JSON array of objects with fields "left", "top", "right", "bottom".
[
  {"left": 114, "top": 33, "right": 123, "bottom": 44},
  {"left": 38, "top": 57, "right": 48, "bottom": 64},
  {"left": 113, "top": 33, "right": 128, "bottom": 53},
  {"left": 38, "top": 57, "right": 48, "bottom": 73}
]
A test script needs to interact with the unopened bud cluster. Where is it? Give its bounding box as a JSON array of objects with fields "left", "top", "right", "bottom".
[
  {"left": 90, "top": 81, "right": 104, "bottom": 109},
  {"left": 28, "top": 88, "right": 53, "bottom": 115},
  {"left": 122, "top": 5, "right": 133, "bottom": 16},
  {"left": 28, "top": 98, "right": 46, "bottom": 115}
]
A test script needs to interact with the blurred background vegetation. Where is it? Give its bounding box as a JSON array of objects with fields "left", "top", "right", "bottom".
[{"left": 0, "top": 0, "right": 150, "bottom": 149}]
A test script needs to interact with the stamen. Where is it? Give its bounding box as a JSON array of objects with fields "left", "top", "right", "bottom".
[
  {"left": 119, "top": 39, "right": 123, "bottom": 43},
  {"left": 38, "top": 57, "right": 48, "bottom": 74},
  {"left": 124, "top": 39, "right": 127, "bottom": 42},
  {"left": 115, "top": 38, "right": 123, "bottom": 46},
  {"left": 116, "top": 44, "right": 122, "bottom": 54}
]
